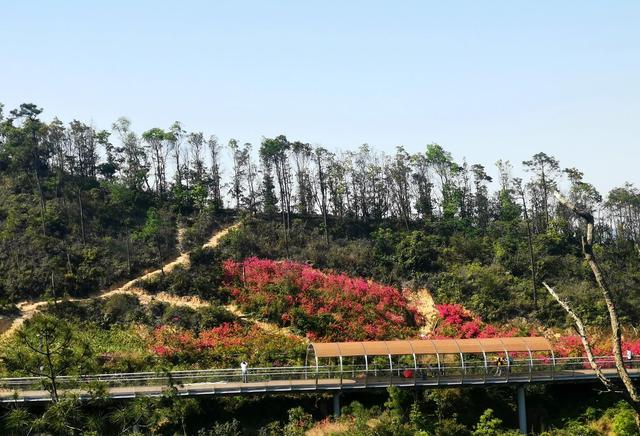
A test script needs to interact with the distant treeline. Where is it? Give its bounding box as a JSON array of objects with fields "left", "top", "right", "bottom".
[{"left": 0, "top": 102, "right": 639, "bottom": 305}]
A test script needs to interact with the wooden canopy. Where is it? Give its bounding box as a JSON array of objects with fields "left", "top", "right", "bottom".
[{"left": 307, "top": 337, "right": 553, "bottom": 360}]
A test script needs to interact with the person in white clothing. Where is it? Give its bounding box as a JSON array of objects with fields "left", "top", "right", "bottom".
[
  {"left": 627, "top": 349, "right": 633, "bottom": 369},
  {"left": 240, "top": 361, "right": 248, "bottom": 383}
]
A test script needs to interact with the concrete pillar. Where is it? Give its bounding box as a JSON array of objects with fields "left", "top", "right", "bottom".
[
  {"left": 333, "top": 392, "right": 342, "bottom": 419},
  {"left": 517, "top": 386, "right": 527, "bottom": 435}
]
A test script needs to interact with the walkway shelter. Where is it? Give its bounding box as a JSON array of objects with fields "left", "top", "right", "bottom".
[{"left": 305, "top": 337, "right": 554, "bottom": 385}]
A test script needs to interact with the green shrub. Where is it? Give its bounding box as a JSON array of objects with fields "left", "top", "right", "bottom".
[{"left": 612, "top": 406, "right": 638, "bottom": 436}]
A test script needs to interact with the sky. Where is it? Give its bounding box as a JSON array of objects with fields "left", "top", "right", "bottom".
[{"left": 1, "top": 1, "right": 639, "bottom": 194}]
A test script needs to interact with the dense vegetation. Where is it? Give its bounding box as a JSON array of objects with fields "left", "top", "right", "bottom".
[{"left": 1, "top": 102, "right": 639, "bottom": 433}]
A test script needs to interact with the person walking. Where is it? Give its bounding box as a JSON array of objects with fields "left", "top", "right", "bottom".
[
  {"left": 240, "top": 361, "right": 248, "bottom": 383},
  {"left": 495, "top": 357, "right": 503, "bottom": 376},
  {"left": 626, "top": 349, "right": 633, "bottom": 369}
]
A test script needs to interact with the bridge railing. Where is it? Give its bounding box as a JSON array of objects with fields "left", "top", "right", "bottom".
[{"left": 0, "top": 356, "right": 638, "bottom": 393}]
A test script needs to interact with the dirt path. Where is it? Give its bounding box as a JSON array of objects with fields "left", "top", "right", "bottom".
[
  {"left": 2, "top": 223, "right": 242, "bottom": 338},
  {"left": 224, "top": 303, "right": 300, "bottom": 337},
  {"left": 407, "top": 288, "right": 438, "bottom": 335}
]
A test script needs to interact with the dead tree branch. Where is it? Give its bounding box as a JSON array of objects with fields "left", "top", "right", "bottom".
[
  {"left": 553, "top": 190, "right": 640, "bottom": 425},
  {"left": 542, "top": 281, "right": 614, "bottom": 390}
]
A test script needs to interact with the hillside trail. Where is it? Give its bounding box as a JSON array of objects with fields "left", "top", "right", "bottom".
[
  {"left": 407, "top": 288, "right": 438, "bottom": 335},
  {"left": 223, "top": 303, "right": 300, "bottom": 338},
  {"left": 2, "top": 222, "right": 242, "bottom": 338}
]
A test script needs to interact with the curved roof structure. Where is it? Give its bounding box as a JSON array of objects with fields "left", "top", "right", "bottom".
[{"left": 308, "top": 337, "right": 553, "bottom": 359}]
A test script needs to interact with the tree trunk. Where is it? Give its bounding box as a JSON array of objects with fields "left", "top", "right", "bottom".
[
  {"left": 157, "top": 241, "right": 165, "bottom": 278},
  {"left": 125, "top": 225, "right": 132, "bottom": 276},
  {"left": 553, "top": 191, "right": 640, "bottom": 425},
  {"left": 316, "top": 154, "right": 329, "bottom": 244},
  {"left": 44, "top": 338, "right": 59, "bottom": 403},
  {"left": 77, "top": 188, "right": 86, "bottom": 246},
  {"left": 33, "top": 168, "right": 47, "bottom": 237},
  {"left": 520, "top": 191, "right": 537, "bottom": 307},
  {"left": 542, "top": 282, "right": 614, "bottom": 390}
]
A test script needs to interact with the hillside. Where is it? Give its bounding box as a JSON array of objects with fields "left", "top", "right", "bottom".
[{"left": 1, "top": 103, "right": 640, "bottom": 433}]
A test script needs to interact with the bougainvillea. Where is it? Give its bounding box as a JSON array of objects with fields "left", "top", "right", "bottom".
[
  {"left": 222, "top": 258, "right": 423, "bottom": 341},
  {"left": 554, "top": 334, "right": 640, "bottom": 362},
  {"left": 150, "top": 321, "right": 306, "bottom": 368},
  {"left": 430, "top": 303, "right": 515, "bottom": 339}
]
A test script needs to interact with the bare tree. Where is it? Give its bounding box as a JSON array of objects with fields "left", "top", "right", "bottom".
[
  {"left": 544, "top": 190, "right": 640, "bottom": 429},
  {"left": 208, "top": 135, "right": 223, "bottom": 209},
  {"left": 514, "top": 178, "right": 537, "bottom": 307}
]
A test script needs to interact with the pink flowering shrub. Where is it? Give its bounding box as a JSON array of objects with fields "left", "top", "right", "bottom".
[
  {"left": 431, "top": 303, "right": 512, "bottom": 339},
  {"left": 554, "top": 335, "right": 640, "bottom": 368},
  {"left": 150, "top": 321, "right": 305, "bottom": 367},
  {"left": 222, "top": 258, "right": 422, "bottom": 341}
]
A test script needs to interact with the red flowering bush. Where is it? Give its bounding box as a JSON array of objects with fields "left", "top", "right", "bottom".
[
  {"left": 222, "top": 258, "right": 422, "bottom": 341},
  {"left": 150, "top": 321, "right": 306, "bottom": 368},
  {"left": 437, "top": 304, "right": 472, "bottom": 325},
  {"left": 554, "top": 335, "right": 640, "bottom": 368},
  {"left": 430, "top": 303, "right": 514, "bottom": 339}
]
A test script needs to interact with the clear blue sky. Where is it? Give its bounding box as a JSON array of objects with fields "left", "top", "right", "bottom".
[{"left": 2, "top": 1, "right": 638, "bottom": 193}]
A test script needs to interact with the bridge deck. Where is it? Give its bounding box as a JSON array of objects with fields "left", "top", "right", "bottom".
[{"left": 1, "top": 367, "right": 638, "bottom": 403}]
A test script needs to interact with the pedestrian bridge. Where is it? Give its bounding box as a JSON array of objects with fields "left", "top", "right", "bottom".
[
  {"left": 1, "top": 336, "right": 638, "bottom": 433},
  {"left": 1, "top": 336, "right": 638, "bottom": 401}
]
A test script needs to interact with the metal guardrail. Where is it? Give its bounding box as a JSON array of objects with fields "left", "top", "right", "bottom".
[{"left": 0, "top": 356, "right": 638, "bottom": 399}]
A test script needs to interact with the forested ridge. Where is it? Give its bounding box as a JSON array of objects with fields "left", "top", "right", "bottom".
[
  {"left": 1, "top": 102, "right": 640, "bottom": 434},
  {"left": 1, "top": 102, "right": 639, "bottom": 322}
]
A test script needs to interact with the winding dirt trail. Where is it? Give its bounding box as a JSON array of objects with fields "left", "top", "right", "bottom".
[{"left": 2, "top": 223, "right": 241, "bottom": 338}]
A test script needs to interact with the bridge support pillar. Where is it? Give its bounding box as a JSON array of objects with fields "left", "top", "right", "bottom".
[
  {"left": 517, "top": 386, "right": 527, "bottom": 435},
  {"left": 333, "top": 392, "right": 342, "bottom": 419}
]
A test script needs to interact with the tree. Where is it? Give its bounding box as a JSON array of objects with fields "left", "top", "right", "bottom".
[
  {"left": 2, "top": 104, "right": 50, "bottom": 237},
  {"left": 228, "top": 138, "right": 246, "bottom": 210},
  {"left": 564, "top": 167, "right": 602, "bottom": 212},
  {"left": 326, "top": 152, "right": 348, "bottom": 218},
  {"left": 426, "top": 143, "right": 461, "bottom": 219},
  {"left": 495, "top": 160, "right": 521, "bottom": 222},
  {"left": 411, "top": 152, "right": 434, "bottom": 220},
  {"left": 66, "top": 120, "right": 99, "bottom": 245},
  {"left": 112, "top": 117, "right": 149, "bottom": 191},
  {"left": 522, "top": 152, "right": 560, "bottom": 232},
  {"left": 185, "top": 131, "right": 210, "bottom": 213},
  {"left": 244, "top": 143, "right": 259, "bottom": 213},
  {"left": 138, "top": 208, "right": 174, "bottom": 276},
  {"left": 605, "top": 183, "right": 640, "bottom": 248},
  {"left": 169, "top": 121, "right": 186, "bottom": 188},
  {"left": 2, "top": 314, "right": 92, "bottom": 403},
  {"left": 291, "top": 141, "right": 313, "bottom": 215},
  {"left": 473, "top": 409, "right": 513, "bottom": 436},
  {"left": 142, "top": 127, "right": 173, "bottom": 198},
  {"left": 208, "top": 135, "right": 223, "bottom": 209},
  {"left": 260, "top": 136, "right": 292, "bottom": 252},
  {"left": 261, "top": 154, "right": 278, "bottom": 215},
  {"left": 514, "top": 177, "right": 537, "bottom": 306},
  {"left": 282, "top": 406, "right": 313, "bottom": 436},
  {"left": 386, "top": 147, "right": 412, "bottom": 228},
  {"left": 96, "top": 129, "right": 118, "bottom": 180},
  {"left": 312, "top": 146, "right": 330, "bottom": 243},
  {"left": 471, "top": 164, "right": 492, "bottom": 231},
  {"left": 543, "top": 190, "right": 640, "bottom": 430},
  {"left": 187, "top": 132, "right": 207, "bottom": 186}
]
